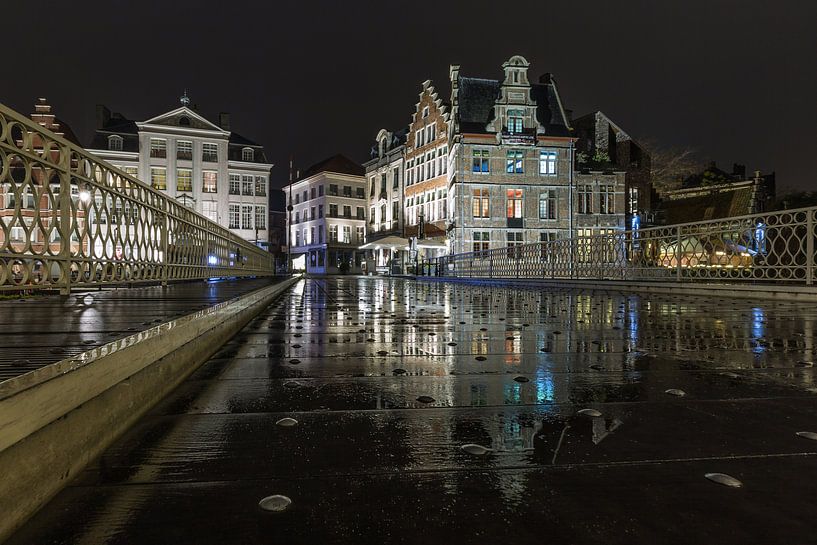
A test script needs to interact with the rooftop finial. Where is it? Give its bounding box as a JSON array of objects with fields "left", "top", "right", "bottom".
[{"left": 180, "top": 89, "right": 190, "bottom": 107}]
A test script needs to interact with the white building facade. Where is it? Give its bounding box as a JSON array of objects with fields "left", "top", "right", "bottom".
[
  {"left": 87, "top": 97, "right": 272, "bottom": 245},
  {"left": 284, "top": 155, "right": 367, "bottom": 274}
]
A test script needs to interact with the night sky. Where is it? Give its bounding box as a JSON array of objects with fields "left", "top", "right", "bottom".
[{"left": 5, "top": 1, "right": 816, "bottom": 193}]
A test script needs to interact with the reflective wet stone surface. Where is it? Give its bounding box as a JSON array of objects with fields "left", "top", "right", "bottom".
[{"left": 9, "top": 277, "right": 817, "bottom": 544}]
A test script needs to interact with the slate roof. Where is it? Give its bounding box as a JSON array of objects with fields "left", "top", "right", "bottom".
[
  {"left": 300, "top": 154, "right": 364, "bottom": 180},
  {"left": 456, "top": 76, "right": 570, "bottom": 136},
  {"left": 659, "top": 186, "right": 755, "bottom": 225},
  {"left": 89, "top": 115, "right": 140, "bottom": 152}
]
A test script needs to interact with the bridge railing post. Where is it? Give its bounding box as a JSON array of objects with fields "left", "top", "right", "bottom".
[
  {"left": 676, "top": 226, "right": 682, "bottom": 283},
  {"left": 807, "top": 211, "right": 814, "bottom": 286},
  {"left": 58, "top": 144, "right": 72, "bottom": 295}
]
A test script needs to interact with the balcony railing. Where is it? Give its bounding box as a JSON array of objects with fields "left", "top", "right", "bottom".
[{"left": 0, "top": 102, "right": 276, "bottom": 293}]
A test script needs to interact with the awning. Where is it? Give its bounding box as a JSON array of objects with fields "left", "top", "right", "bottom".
[
  {"left": 416, "top": 239, "right": 447, "bottom": 249},
  {"left": 358, "top": 236, "right": 410, "bottom": 250}
]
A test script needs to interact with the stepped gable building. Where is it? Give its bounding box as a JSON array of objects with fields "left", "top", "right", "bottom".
[
  {"left": 86, "top": 94, "right": 272, "bottom": 245},
  {"left": 361, "top": 128, "right": 406, "bottom": 273},
  {"left": 572, "top": 111, "right": 655, "bottom": 228},
  {"left": 447, "top": 55, "right": 626, "bottom": 255},
  {"left": 404, "top": 80, "right": 450, "bottom": 256},
  {"left": 1, "top": 99, "right": 84, "bottom": 268},
  {"left": 285, "top": 154, "right": 366, "bottom": 274}
]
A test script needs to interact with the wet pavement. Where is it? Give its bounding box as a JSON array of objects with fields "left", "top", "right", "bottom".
[
  {"left": 7, "top": 276, "right": 817, "bottom": 545},
  {"left": 0, "top": 277, "right": 281, "bottom": 381}
]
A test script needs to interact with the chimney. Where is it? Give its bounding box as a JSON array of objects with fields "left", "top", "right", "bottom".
[
  {"left": 96, "top": 104, "right": 111, "bottom": 128},
  {"left": 219, "top": 112, "right": 231, "bottom": 131}
]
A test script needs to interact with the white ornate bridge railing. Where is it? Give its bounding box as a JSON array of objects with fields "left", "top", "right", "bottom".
[
  {"left": 0, "top": 103, "right": 275, "bottom": 293},
  {"left": 424, "top": 206, "right": 816, "bottom": 286}
]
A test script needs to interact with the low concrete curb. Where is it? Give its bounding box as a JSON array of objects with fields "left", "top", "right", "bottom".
[
  {"left": 0, "top": 276, "right": 300, "bottom": 542},
  {"left": 414, "top": 276, "right": 817, "bottom": 302}
]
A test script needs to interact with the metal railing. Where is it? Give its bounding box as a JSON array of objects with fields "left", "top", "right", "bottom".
[
  {"left": 425, "top": 207, "right": 817, "bottom": 285},
  {"left": 0, "top": 103, "right": 275, "bottom": 293}
]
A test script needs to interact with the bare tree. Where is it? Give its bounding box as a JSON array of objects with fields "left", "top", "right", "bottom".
[{"left": 640, "top": 138, "right": 706, "bottom": 194}]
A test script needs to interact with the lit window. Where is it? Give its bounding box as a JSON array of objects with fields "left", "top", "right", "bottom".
[
  {"left": 539, "top": 150, "right": 557, "bottom": 176},
  {"left": 508, "top": 110, "right": 524, "bottom": 134},
  {"left": 472, "top": 188, "right": 489, "bottom": 218},
  {"left": 342, "top": 225, "right": 351, "bottom": 243},
  {"left": 108, "top": 135, "right": 123, "bottom": 151},
  {"left": 506, "top": 150, "right": 524, "bottom": 173},
  {"left": 177, "top": 168, "right": 192, "bottom": 192},
  {"left": 600, "top": 185, "right": 615, "bottom": 214},
  {"left": 202, "top": 171, "right": 217, "bottom": 193},
  {"left": 506, "top": 189, "right": 523, "bottom": 218},
  {"left": 242, "top": 148, "right": 254, "bottom": 161},
  {"left": 329, "top": 224, "right": 338, "bottom": 242},
  {"left": 472, "top": 150, "right": 490, "bottom": 173},
  {"left": 150, "top": 167, "right": 166, "bottom": 190}
]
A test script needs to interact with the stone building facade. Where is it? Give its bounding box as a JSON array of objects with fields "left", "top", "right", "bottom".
[
  {"left": 284, "top": 155, "right": 366, "bottom": 274},
  {"left": 87, "top": 95, "right": 272, "bottom": 245},
  {"left": 447, "top": 55, "right": 627, "bottom": 255},
  {"left": 362, "top": 129, "right": 406, "bottom": 272},
  {"left": 404, "top": 80, "right": 450, "bottom": 258}
]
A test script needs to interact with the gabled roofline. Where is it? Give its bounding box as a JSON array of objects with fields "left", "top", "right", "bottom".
[{"left": 137, "top": 106, "right": 229, "bottom": 136}]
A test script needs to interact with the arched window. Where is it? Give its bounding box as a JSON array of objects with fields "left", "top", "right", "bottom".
[
  {"left": 242, "top": 147, "right": 254, "bottom": 161},
  {"left": 108, "top": 135, "right": 123, "bottom": 151}
]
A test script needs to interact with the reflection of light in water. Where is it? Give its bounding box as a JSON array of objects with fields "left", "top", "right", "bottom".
[
  {"left": 535, "top": 369, "right": 554, "bottom": 404},
  {"left": 504, "top": 382, "right": 521, "bottom": 404},
  {"left": 752, "top": 307, "right": 766, "bottom": 354}
]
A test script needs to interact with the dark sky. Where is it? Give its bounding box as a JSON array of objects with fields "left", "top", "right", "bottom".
[{"left": 5, "top": 0, "right": 816, "bottom": 193}]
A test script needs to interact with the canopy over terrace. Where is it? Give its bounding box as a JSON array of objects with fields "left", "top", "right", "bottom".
[{"left": 358, "top": 236, "right": 410, "bottom": 251}]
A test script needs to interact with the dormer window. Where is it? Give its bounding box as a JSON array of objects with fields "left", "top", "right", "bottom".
[
  {"left": 508, "top": 110, "right": 524, "bottom": 134},
  {"left": 242, "top": 147, "right": 254, "bottom": 162},
  {"left": 108, "top": 135, "right": 123, "bottom": 151}
]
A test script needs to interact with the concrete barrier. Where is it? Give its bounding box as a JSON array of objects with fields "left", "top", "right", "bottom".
[{"left": 0, "top": 276, "right": 300, "bottom": 542}]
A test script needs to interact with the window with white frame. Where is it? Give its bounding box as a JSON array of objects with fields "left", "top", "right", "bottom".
[
  {"left": 177, "top": 168, "right": 192, "bottom": 192},
  {"left": 507, "top": 109, "right": 524, "bottom": 134},
  {"left": 506, "top": 189, "right": 524, "bottom": 218},
  {"left": 202, "top": 171, "right": 217, "bottom": 193},
  {"left": 202, "top": 201, "right": 218, "bottom": 223},
  {"left": 108, "top": 135, "right": 123, "bottom": 151},
  {"left": 229, "top": 174, "right": 240, "bottom": 195},
  {"left": 241, "top": 205, "right": 253, "bottom": 229},
  {"left": 228, "top": 204, "right": 240, "bottom": 229},
  {"left": 506, "top": 150, "right": 524, "bottom": 173},
  {"left": 255, "top": 176, "right": 266, "bottom": 196},
  {"left": 241, "top": 175, "right": 254, "bottom": 195},
  {"left": 472, "top": 188, "right": 489, "bottom": 218},
  {"left": 255, "top": 206, "right": 266, "bottom": 229},
  {"left": 539, "top": 150, "right": 557, "bottom": 176},
  {"left": 242, "top": 147, "right": 254, "bottom": 161},
  {"left": 202, "top": 143, "right": 218, "bottom": 162},
  {"left": 342, "top": 225, "right": 351, "bottom": 243},
  {"left": 149, "top": 138, "right": 166, "bottom": 158},
  {"left": 356, "top": 226, "right": 365, "bottom": 244},
  {"left": 177, "top": 140, "right": 192, "bottom": 160},
  {"left": 329, "top": 224, "right": 338, "bottom": 242}
]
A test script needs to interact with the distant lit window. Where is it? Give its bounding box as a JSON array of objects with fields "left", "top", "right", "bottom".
[
  {"left": 255, "top": 206, "right": 266, "bottom": 229},
  {"left": 241, "top": 205, "right": 253, "bottom": 229},
  {"left": 242, "top": 147, "right": 254, "bottom": 161},
  {"left": 150, "top": 167, "right": 166, "bottom": 190},
  {"left": 202, "top": 171, "right": 217, "bottom": 193},
  {"left": 229, "top": 174, "right": 240, "bottom": 195},
  {"left": 506, "top": 150, "right": 524, "bottom": 174},
  {"left": 508, "top": 110, "right": 524, "bottom": 134},
  {"left": 539, "top": 150, "right": 557, "bottom": 176},
  {"left": 177, "top": 168, "right": 192, "bottom": 192},
  {"left": 472, "top": 188, "right": 489, "bottom": 218},
  {"left": 149, "top": 138, "right": 166, "bottom": 158},
  {"left": 473, "top": 150, "right": 490, "bottom": 173},
  {"left": 177, "top": 140, "right": 192, "bottom": 160},
  {"left": 241, "top": 175, "right": 254, "bottom": 195}
]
